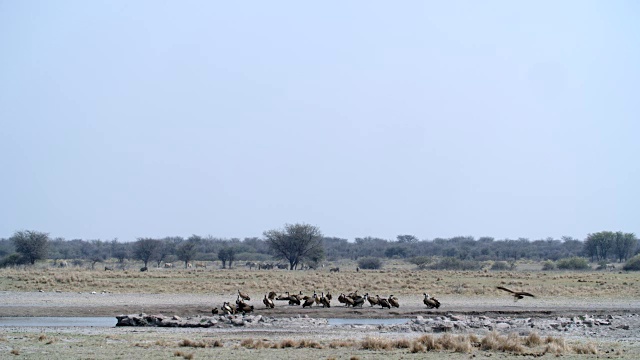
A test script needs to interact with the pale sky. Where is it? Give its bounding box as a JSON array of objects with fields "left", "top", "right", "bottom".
[{"left": 1, "top": 1, "right": 638, "bottom": 242}]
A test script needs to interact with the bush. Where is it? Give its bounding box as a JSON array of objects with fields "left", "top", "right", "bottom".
[
  {"left": 556, "top": 257, "right": 589, "bottom": 270},
  {"left": 358, "top": 257, "right": 383, "bottom": 270},
  {"left": 408, "top": 256, "right": 432, "bottom": 269},
  {"left": 428, "top": 257, "right": 482, "bottom": 271},
  {"left": 623, "top": 255, "right": 640, "bottom": 271},
  {"left": 0, "top": 253, "right": 25, "bottom": 268},
  {"left": 490, "top": 261, "right": 512, "bottom": 271},
  {"left": 541, "top": 261, "right": 556, "bottom": 270}
]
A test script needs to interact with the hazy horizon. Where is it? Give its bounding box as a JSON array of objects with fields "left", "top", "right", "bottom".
[{"left": 1, "top": 1, "right": 638, "bottom": 242}]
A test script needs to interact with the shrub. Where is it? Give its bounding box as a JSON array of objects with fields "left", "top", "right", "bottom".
[
  {"left": 541, "top": 261, "right": 556, "bottom": 270},
  {"left": 358, "top": 257, "right": 382, "bottom": 270},
  {"left": 623, "top": 255, "right": 640, "bottom": 271},
  {"left": 408, "top": 256, "right": 432, "bottom": 269},
  {"left": 490, "top": 261, "right": 511, "bottom": 271},
  {"left": 0, "top": 254, "right": 25, "bottom": 268},
  {"left": 428, "top": 257, "right": 482, "bottom": 271},
  {"left": 556, "top": 257, "right": 589, "bottom": 270}
]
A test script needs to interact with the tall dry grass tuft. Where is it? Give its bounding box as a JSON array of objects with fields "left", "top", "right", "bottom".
[
  {"left": 524, "top": 332, "right": 542, "bottom": 347},
  {"left": 410, "top": 342, "right": 425, "bottom": 353},
  {"left": 438, "top": 334, "right": 472, "bottom": 353},
  {"left": 178, "top": 338, "right": 207, "bottom": 348},
  {"left": 416, "top": 334, "right": 438, "bottom": 350},
  {"left": 329, "top": 340, "right": 353, "bottom": 348},
  {"left": 297, "top": 339, "right": 322, "bottom": 349},
  {"left": 279, "top": 339, "right": 297, "bottom": 348},
  {"left": 480, "top": 331, "right": 523, "bottom": 353},
  {"left": 360, "top": 337, "right": 391, "bottom": 350},
  {"left": 572, "top": 342, "right": 598, "bottom": 355},
  {"left": 392, "top": 338, "right": 411, "bottom": 349},
  {"left": 544, "top": 336, "right": 568, "bottom": 355}
]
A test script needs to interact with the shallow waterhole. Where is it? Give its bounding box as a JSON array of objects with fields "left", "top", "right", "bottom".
[
  {"left": 0, "top": 317, "right": 116, "bottom": 327},
  {"left": 0, "top": 317, "right": 410, "bottom": 327},
  {"left": 327, "top": 318, "right": 410, "bottom": 326}
]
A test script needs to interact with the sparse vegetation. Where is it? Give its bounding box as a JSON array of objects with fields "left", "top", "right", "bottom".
[
  {"left": 556, "top": 257, "right": 590, "bottom": 270},
  {"left": 624, "top": 255, "right": 640, "bottom": 271},
  {"left": 428, "top": 257, "right": 482, "bottom": 271},
  {"left": 357, "top": 257, "right": 383, "bottom": 270}
]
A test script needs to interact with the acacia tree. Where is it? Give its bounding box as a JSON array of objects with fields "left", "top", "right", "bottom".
[
  {"left": 176, "top": 240, "right": 197, "bottom": 268},
  {"left": 134, "top": 238, "right": 160, "bottom": 268},
  {"left": 614, "top": 232, "right": 638, "bottom": 262},
  {"left": 263, "top": 223, "right": 324, "bottom": 270},
  {"left": 584, "top": 232, "right": 615, "bottom": 261},
  {"left": 217, "top": 247, "right": 237, "bottom": 269},
  {"left": 11, "top": 230, "right": 49, "bottom": 264}
]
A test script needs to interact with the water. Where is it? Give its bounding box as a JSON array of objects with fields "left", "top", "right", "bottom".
[
  {"left": 0, "top": 317, "right": 116, "bottom": 327},
  {"left": 328, "top": 318, "right": 409, "bottom": 326}
]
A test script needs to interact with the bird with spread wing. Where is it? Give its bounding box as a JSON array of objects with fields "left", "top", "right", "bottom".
[{"left": 497, "top": 286, "right": 535, "bottom": 301}]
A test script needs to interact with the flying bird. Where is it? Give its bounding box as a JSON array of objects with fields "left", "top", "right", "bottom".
[{"left": 497, "top": 286, "right": 535, "bottom": 301}]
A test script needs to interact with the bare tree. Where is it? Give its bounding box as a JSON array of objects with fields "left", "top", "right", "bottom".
[
  {"left": 134, "top": 238, "right": 160, "bottom": 268},
  {"left": 176, "top": 240, "right": 197, "bottom": 268},
  {"left": 11, "top": 230, "right": 49, "bottom": 264},
  {"left": 263, "top": 223, "right": 324, "bottom": 270}
]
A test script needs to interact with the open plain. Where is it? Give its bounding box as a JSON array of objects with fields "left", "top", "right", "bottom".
[{"left": 1, "top": 263, "right": 639, "bottom": 359}]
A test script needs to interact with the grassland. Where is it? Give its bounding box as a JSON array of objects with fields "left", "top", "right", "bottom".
[
  {"left": 1, "top": 261, "right": 639, "bottom": 359},
  {"left": 0, "top": 260, "right": 638, "bottom": 299}
]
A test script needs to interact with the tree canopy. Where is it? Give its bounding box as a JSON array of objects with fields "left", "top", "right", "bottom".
[
  {"left": 11, "top": 230, "right": 49, "bottom": 264},
  {"left": 263, "top": 223, "right": 324, "bottom": 270}
]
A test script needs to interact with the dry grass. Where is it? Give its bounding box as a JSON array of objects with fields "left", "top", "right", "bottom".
[
  {"left": 178, "top": 338, "right": 222, "bottom": 348},
  {"left": 360, "top": 337, "right": 392, "bottom": 350},
  {"left": 329, "top": 340, "right": 354, "bottom": 348},
  {"left": 3, "top": 263, "right": 639, "bottom": 297},
  {"left": 173, "top": 351, "right": 194, "bottom": 359},
  {"left": 572, "top": 342, "right": 598, "bottom": 354}
]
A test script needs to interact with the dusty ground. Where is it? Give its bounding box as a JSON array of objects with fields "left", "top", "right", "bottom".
[
  {"left": 1, "top": 290, "right": 640, "bottom": 359},
  {"left": 1, "top": 291, "right": 639, "bottom": 319}
]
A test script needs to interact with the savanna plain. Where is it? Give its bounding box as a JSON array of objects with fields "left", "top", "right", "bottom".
[{"left": 1, "top": 261, "right": 639, "bottom": 359}]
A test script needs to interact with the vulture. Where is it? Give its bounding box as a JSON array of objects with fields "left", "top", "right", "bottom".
[
  {"left": 238, "top": 289, "right": 250, "bottom": 301},
  {"left": 287, "top": 292, "right": 301, "bottom": 306},
  {"left": 365, "top": 293, "right": 379, "bottom": 307},
  {"left": 388, "top": 295, "right": 399, "bottom": 308},
  {"left": 423, "top": 293, "right": 441, "bottom": 309},
  {"left": 222, "top": 302, "right": 236, "bottom": 314},
  {"left": 377, "top": 295, "right": 391, "bottom": 309},
  {"left": 497, "top": 286, "right": 535, "bottom": 301},
  {"left": 302, "top": 294, "right": 316, "bottom": 308},
  {"left": 263, "top": 294, "right": 275, "bottom": 308},
  {"left": 352, "top": 296, "right": 365, "bottom": 308},
  {"left": 211, "top": 307, "right": 219, "bottom": 315},
  {"left": 320, "top": 292, "right": 331, "bottom": 308},
  {"left": 268, "top": 291, "right": 278, "bottom": 300},
  {"left": 325, "top": 292, "right": 333, "bottom": 301}
]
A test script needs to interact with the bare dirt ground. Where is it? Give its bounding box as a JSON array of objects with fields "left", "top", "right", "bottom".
[{"left": 1, "top": 291, "right": 639, "bottom": 319}]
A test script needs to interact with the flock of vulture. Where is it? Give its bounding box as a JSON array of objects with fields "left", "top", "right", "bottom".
[{"left": 212, "top": 286, "right": 533, "bottom": 315}]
